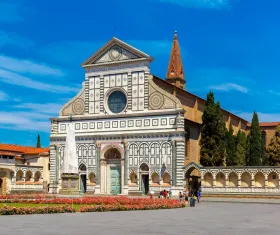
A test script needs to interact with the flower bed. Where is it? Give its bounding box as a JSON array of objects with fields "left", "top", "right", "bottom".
[
  {"left": 0, "top": 197, "right": 184, "bottom": 206},
  {"left": 0, "top": 197, "right": 185, "bottom": 215},
  {"left": 80, "top": 200, "right": 185, "bottom": 212},
  {"left": 0, "top": 205, "right": 75, "bottom": 215}
]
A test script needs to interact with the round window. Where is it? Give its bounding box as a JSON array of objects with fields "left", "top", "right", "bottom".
[{"left": 107, "top": 90, "right": 127, "bottom": 114}]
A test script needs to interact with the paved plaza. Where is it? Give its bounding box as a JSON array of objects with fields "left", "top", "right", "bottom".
[{"left": 0, "top": 202, "right": 280, "bottom": 235}]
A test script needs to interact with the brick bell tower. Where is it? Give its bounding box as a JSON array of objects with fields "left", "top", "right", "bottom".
[{"left": 166, "top": 31, "right": 186, "bottom": 92}]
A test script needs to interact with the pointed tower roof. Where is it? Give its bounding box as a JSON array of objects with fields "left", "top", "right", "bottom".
[{"left": 166, "top": 31, "right": 186, "bottom": 90}]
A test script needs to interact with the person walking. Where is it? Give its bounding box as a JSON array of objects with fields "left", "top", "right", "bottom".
[
  {"left": 163, "top": 190, "right": 167, "bottom": 199},
  {"left": 197, "top": 190, "right": 201, "bottom": 203},
  {"left": 169, "top": 188, "right": 172, "bottom": 199},
  {"left": 160, "top": 190, "right": 163, "bottom": 199},
  {"left": 179, "top": 192, "right": 183, "bottom": 203}
]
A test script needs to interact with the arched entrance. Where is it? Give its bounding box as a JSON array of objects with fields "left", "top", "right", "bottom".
[
  {"left": 139, "top": 163, "right": 149, "bottom": 195},
  {"left": 101, "top": 147, "right": 122, "bottom": 195},
  {"left": 79, "top": 164, "right": 87, "bottom": 193},
  {"left": 185, "top": 162, "right": 201, "bottom": 195}
]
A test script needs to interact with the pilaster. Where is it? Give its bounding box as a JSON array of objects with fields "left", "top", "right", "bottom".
[
  {"left": 265, "top": 175, "right": 268, "bottom": 187},
  {"left": 144, "top": 71, "right": 149, "bottom": 110},
  {"left": 84, "top": 76, "right": 89, "bottom": 113},
  {"left": 99, "top": 76, "right": 104, "bottom": 113},
  {"left": 95, "top": 142, "right": 101, "bottom": 194},
  {"left": 127, "top": 72, "right": 132, "bottom": 111},
  {"left": 175, "top": 140, "right": 184, "bottom": 186},
  {"left": 49, "top": 145, "right": 58, "bottom": 194},
  {"left": 172, "top": 140, "right": 176, "bottom": 186}
]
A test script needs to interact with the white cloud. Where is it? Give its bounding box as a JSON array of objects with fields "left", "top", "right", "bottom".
[
  {"left": 0, "top": 2, "right": 22, "bottom": 22},
  {"left": 13, "top": 103, "right": 63, "bottom": 115},
  {"left": 0, "top": 55, "right": 64, "bottom": 76},
  {"left": 0, "top": 91, "right": 8, "bottom": 101},
  {"left": 232, "top": 111, "right": 280, "bottom": 122},
  {"left": 209, "top": 83, "right": 248, "bottom": 93},
  {"left": 0, "top": 69, "right": 80, "bottom": 93},
  {"left": 158, "top": 0, "right": 230, "bottom": 9},
  {"left": 0, "top": 102, "right": 65, "bottom": 133},
  {"left": 0, "top": 112, "right": 50, "bottom": 133}
]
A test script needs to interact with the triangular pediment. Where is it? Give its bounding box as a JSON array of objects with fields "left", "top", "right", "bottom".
[{"left": 81, "top": 37, "right": 153, "bottom": 68}]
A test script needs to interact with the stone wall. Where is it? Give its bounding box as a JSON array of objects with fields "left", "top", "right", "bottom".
[{"left": 184, "top": 162, "right": 280, "bottom": 195}]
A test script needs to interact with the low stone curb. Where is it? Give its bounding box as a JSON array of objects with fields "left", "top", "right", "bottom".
[{"left": 201, "top": 197, "right": 280, "bottom": 204}]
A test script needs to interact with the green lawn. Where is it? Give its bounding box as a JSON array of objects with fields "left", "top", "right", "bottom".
[{"left": 0, "top": 203, "right": 82, "bottom": 211}]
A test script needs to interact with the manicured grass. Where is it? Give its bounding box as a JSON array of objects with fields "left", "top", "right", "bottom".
[{"left": 0, "top": 203, "right": 81, "bottom": 211}]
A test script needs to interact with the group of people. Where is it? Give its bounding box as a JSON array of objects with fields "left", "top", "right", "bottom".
[
  {"left": 149, "top": 189, "right": 173, "bottom": 199},
  {"left": 179, "top": 189, "right": 201, "bottom": 203}
]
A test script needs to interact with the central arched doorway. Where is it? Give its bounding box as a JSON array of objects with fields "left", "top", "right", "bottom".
[
  {"left": 79, "top": 164, "right": 87, "bottom": 194},
  {"left": 103, "top": 147, "right": 122, "bottom": 195},
  {"left": 139, "top": 163, "right": 149, "bottom": 195}
]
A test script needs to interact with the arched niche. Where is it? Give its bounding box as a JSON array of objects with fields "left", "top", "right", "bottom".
[
  {"left": 151, "top": 172, "right": 160, "bottom": 186},
  {"left": 162, "top": 172, "right": 171, "bottom": 186},
  {"left": 88, "top": 172, "right": 96, "bottom": 185},
  {"left": 268, "top": 172, "right": 279, "bottom": 187},
  {"left": 34, "top": 171, "right": 41, "bottom": 183},
  {"left": 228, "top": 172, "right": 238, "bottom": 187},
  {"left": 203, "top": 172, "right": 213, "bottom": 187},
  {"left": 16, "top": 170, "right": 23, "bottom": 182},
  {"left": 255, "top": 172, "right": 265, "bottom": 187},
  {"left": 216, "top": 172, "right": 226, "bottom": 187},
  {"left": 25, "top": 171, "right": 32, "bottom": 183},
  {"left": 129, "top": 172, "right": 137, "bottom": 186},
  {"left": 241, "top": 172, "right": 251, "bottom": 187}
]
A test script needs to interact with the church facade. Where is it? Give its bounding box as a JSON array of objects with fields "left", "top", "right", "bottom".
[
  {"left": 49, "top": 33, "right": 279, "bottom": 195},
  {"left": 49, "top": 36, "right": 186, "bottom": 195}
]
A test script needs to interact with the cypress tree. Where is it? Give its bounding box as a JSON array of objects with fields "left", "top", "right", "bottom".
[
  {"left": 200, "top": 92, "right": 227, "bottom": 166},
  {"left": 247, "top": 112, "right": 262, "bottom": 166},
  {"left": 235, "top": 130, "right": 247, "bottom": 166},
  {"left": 36, "top": 134, "right": 41, "bottom": 148},
  {"left": 226, "top": 125, "right": 236, "bottom": 166},
  {"left": 267, "top": 124, "right": 280, "bottom": 166}
]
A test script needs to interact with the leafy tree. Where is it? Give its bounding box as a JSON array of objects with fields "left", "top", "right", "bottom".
[
  {"left": 246, "top": 112, "right": 263, "bottom": 166},
  {"left": 235, "top": 130, "right": 247, "bottom": 166},
  {"left": 267, "top": 125, "right": 280, "bottom": 166},
  {"left": 36, "top": 134, "right": 41, "bottom": 148},
  {"left": 200, "top": 92, "right": 227, "bottom": 166},
  {"left": 226, "top": 125, "right": 236, "bottom": 166}
]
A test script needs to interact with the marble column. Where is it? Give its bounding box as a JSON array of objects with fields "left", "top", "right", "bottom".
[
  {"left": 123, "top": 141, "right": 129, "bottom": 194},
  {"left": 95, "top": 142, "right": 101, "bottom": 194},
  {"left": 265, "top": 175, "right": 268, "bottom": 188},
  {"left": 100, "top": 160, "right": 107, "bottom": 193},
  {"left": 172, "top": 140, "right": 176, "bottom": 187},
  {"left": 225, "top": 176, "right": 229, "bottom": 187},
  {"left": 49, "top": 144, "right": 58, "bottom": 194}
]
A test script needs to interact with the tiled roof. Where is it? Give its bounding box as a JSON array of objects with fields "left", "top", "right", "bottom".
[
  {"left": 0, "top": 151, "right": 18, "bottom": 157},
  {"left": 247, "top": 122, "right": 280, "bottom": 127},
  {"left": 0, "top": 144, "right": 50, "bottom": 155}
]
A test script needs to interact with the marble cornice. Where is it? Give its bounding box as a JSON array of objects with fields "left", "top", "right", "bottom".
[
  {"left": 50, "top": 109, "right": 183, "bottom": 121},
  {"left": 83, "top": 58, "right": 151, "bottom": 69}
]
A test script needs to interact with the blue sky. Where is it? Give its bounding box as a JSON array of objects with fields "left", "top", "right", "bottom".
[{"left": 0, "top": 0, "right": 280, "bottom": 147}]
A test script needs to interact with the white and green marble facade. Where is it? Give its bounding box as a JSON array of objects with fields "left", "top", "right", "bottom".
[{"left": 49, "top": 38, "right": 185, "bottom": 195}]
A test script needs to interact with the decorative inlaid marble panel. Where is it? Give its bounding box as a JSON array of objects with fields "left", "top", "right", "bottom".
[{"left": 58, "top": 115, "right": 177, "bottom": 134}]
